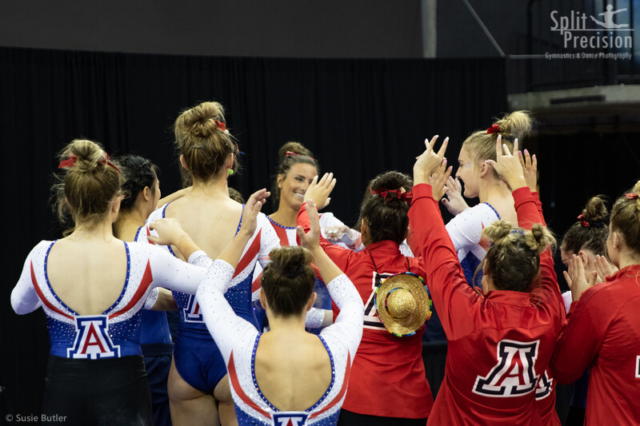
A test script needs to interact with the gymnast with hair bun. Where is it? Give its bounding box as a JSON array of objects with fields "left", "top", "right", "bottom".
[
  {"left": 252, "top": 142, "right": 345, "bottom": 331},
  {"left": 136, "top": 101, "right": 280, "bottom": 426},
  {"left": 551, "top": 181, "right": 640, "bottom": 426},
  {"left": 440, "top": 111, "right": 534, "bottom": 288},
  {"left": 11, "top": 140, "right": 209, "bottom": 426},
  {"left": 299, "top": 171, "right": 433, "bottom": 425},
  {"left": 554, "top": 195, "right": 614, "bottom": 426},
  {"left": 409, "top": 136, "right": 564, "bottom": 425},
  {"left": 149, "top": 190, "right": 364, "bottom": 426}
]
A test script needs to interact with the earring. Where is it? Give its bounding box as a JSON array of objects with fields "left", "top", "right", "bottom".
[{"left": 229, "top": 169, "right": 234, "bottom": 176}]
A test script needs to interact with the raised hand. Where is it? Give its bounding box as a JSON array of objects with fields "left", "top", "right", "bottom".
[
  {"left": 485, "top": 136, "right": 527, "bottom": 191},
  {"left": 442, "top": 177, "right": 469, "bottom": 215},
  {"left": 518, "top": 149, "right": 538, "bottom": 192},
  {"left": 594, "top": 254, "right": 618, "bottom": 283},
  {"left": 304, "top": 173, "right": 336, "bottom": 210},
  {"left": 414, "top": 135, "right": 449, "bottom": 185},
  {"left": 297, "top": 200, "right": 321, "bottom": 252},
  {"left": 239, "top": 189, "right": 269, "bottom": 236},
  {"left": 563, "top": 254, "right": 598, "bottom": 302},
  {"left": 429, "top": 160, "right": 453, "bottom": 201}
]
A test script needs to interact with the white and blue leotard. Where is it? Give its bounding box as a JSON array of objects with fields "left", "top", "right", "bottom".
[
  {"left": 11, "top": 240, "right": 206, "bottom": 359},
  {"left": 196, "top": 257, "right": 364, "bottom": 426}
]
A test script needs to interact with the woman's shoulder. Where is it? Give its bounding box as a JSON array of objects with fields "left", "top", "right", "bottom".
[{"left": 23, "top": 240, "right": 55, "bottom": 264}]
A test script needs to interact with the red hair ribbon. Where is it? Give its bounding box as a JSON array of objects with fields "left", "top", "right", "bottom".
[
  {"left": 58, "top": 153, "right": 121, "bottom": 173},
  {"left": 286, "top": 151, "right": 315, "bottom": 161},
  {"left": 625, "top": 193, "right": 639, "bottom": 200},
  {"left": 487, "top": 124, "right": 500, "bottom": 135},
  {"left": 215, "top": 120, "right": 226, "bottom": 131},
  {"left": 577, "top": 214, "right": 590, "bottom": 227},
  {"left": 370, "top": 188, "right": 413, "bottom": 202}
]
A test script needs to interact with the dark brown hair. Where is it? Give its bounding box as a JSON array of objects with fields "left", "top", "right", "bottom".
[
  {"left": 117, "top": 154, "right": 159, "bottom": 212},
  {"left": 174, "top": 101, "right": 239, "bottom": 186},
  {"left": 610, "top": 182, "right": 640, "bottom": 254},
  {"left": 562, "top": 196, "right": 609, "bottom": 256},
  {"left": 261, "top": 246, "right": 316, "bottom": 317},
  {"left": 54, "top": 139, "right": 123, "bottom": 234},
  {"left": 359, "top": 171, "right": 413, "bottom": 244},
  {"left": 272, "top": 142, "right": 320, "bottom": 208},
  {"left": 482, "top": 220, "right": 555, "bottom": 292}
]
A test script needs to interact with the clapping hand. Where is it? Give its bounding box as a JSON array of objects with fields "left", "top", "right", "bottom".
[
  {"left": 239, "top": 189, "right": 270, "bottom": 236},
  {"left": 563, "top": 254, "right": 598, "bottom": 302},
  {"left": 594, "top": 254, "right": 618, "bottom": 283},
  {"left": 304, "top": 173, "right": 336, "bottom": 210}
]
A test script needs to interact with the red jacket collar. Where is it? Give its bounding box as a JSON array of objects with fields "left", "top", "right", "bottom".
[{"left": 606, "top": 263, "right": 640, "bottom": 282}]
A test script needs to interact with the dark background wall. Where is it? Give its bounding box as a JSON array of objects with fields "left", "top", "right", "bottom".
[{"left": 0, "top": 0, "right": 423, "bottom": 58}]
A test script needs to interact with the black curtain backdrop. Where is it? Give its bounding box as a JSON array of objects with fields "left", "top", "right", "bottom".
[{"left": 0, "top": 46, "right": 506, "bottom": 417}]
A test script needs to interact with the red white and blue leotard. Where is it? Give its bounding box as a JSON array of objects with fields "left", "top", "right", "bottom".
[
  {"left": 194, "top": 256, "right": 364, "bottom": 426},
  {"left": 137, "top": 204, "right": 280, "bottom": 392},
  {"left": 11, "top": 240, "right": 206, "bottom": 359},
  {"left": 138, "top": 204, "right": 279, "bottom": 334}
]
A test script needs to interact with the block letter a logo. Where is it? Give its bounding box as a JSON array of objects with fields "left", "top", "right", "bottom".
[{"left": 473, "top": 339, "right": 539, "bottom": 397}]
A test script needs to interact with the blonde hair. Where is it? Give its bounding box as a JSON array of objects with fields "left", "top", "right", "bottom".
[
  {"left": 482, "top": 220, "right": 555, "bottom": 292},
  {"left": 611, "top": 181, "right": 640, "bottom": 253},
  {"left": 53, "top": 139, "right": 123, "bottom": 234},
  {"left": 174, "top": 101, "right": 238, "bottom": 185},
  {"left": 463, "top": 111, "right": 533, "bottom": 179}
]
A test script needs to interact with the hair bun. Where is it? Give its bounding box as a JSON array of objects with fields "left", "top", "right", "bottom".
[
  {"left": 581, "top": 195, "right": 609, "bottom": 222},
  {"left": 494, "top": 111, "right": 533, "bottom": 141},
  {"left": 270, "top": 246, "right": 313, "bottom": 278},
  {"left": 482, "top": 220, "right": 512, "bottom": 245},
  {"left": 61, "top": 139, "right": 108, "bottom": 174},
  {"left": 178, "top": 102, "right": 224, "bottom": 139},
  {"left": 527, "top": 223, "right": 555, "bottom": 254},
  {"left": 278, "top": 142, "right": 314, "bottom": 161}
]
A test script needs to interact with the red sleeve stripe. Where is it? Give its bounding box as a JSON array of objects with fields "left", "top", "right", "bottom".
[
  {"left": 234, "top": 230, "right": 262, "bottom": 278},
  {"left": 228, "top": 351, "right": 271, "bottom": 418},
  {"left": 30, "top": 262, "right": 74, "bottom": 321},
  {"left": 310, "top": 352, "right": 352, "bottom": 419},
  {"left": 109, "top": 261, "right": 153, "bottom": 319}
]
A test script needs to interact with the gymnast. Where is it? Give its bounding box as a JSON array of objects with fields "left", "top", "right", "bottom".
[
  {"left": 149, "top": 190, "right": 364, "bottom": 426},
  {"left": 551, "top": 181, "right": 640, "bottom": 425},
  {"left": 10, "top": 140, "right": 208, "bottom": 426},
  {"left": 409, "top": 136, "right": 564, "bottom": 424},
  {"left": 135, "top": 101, "right": 280, "bottom": 426},
  {"left": 113, "top": 153, "right": 182, "bottom": 426},
  {"left": 299, "top": 171, "right": 434, "bottom": 425},
  {"left": 252, "top": 141, "right": 335, "bottom": 331},
  {"left": 441, "top": 111, "right": 533, "bottom": 288}
]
